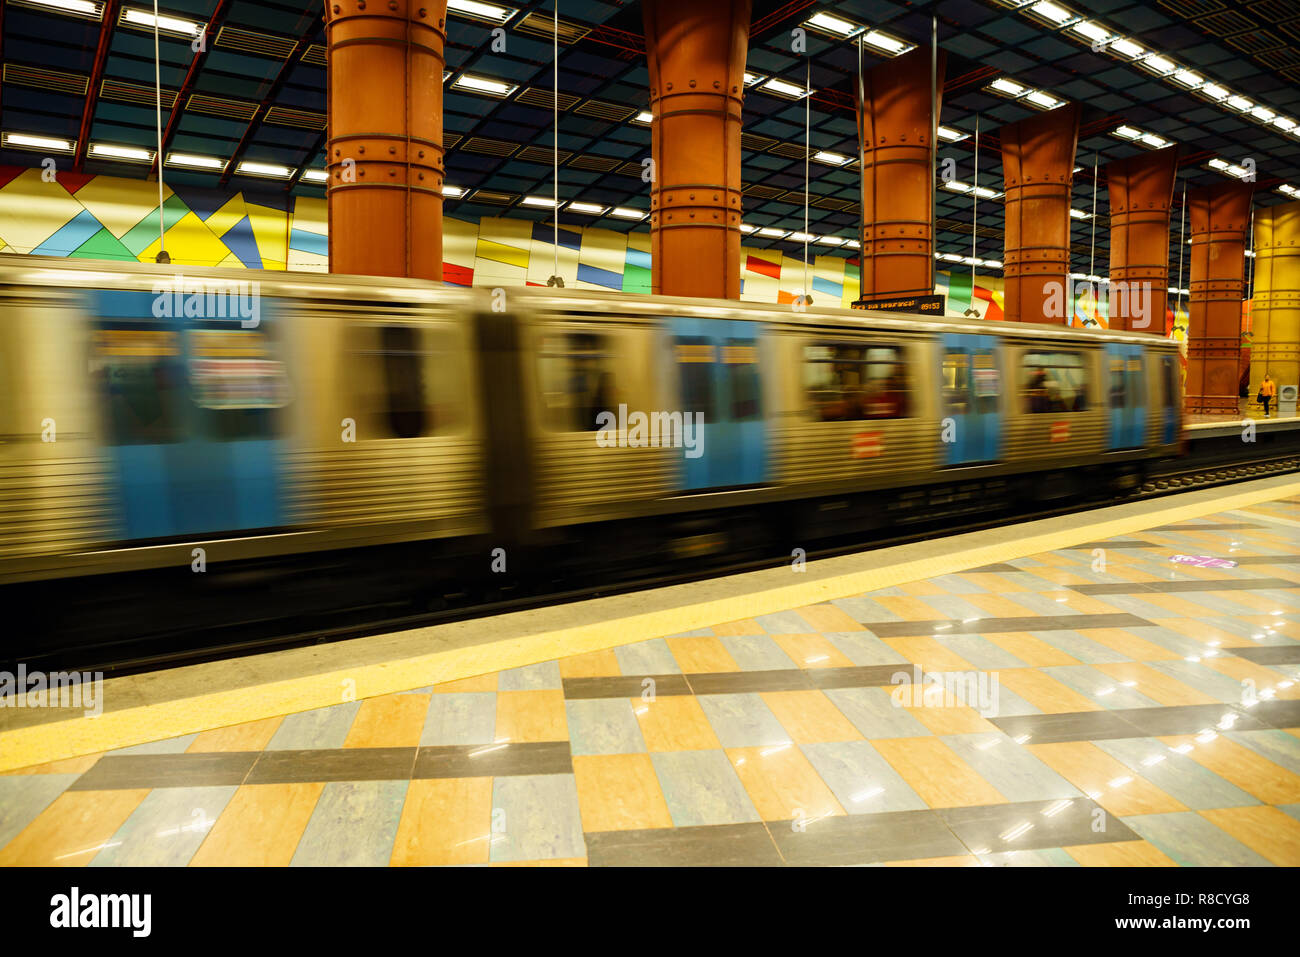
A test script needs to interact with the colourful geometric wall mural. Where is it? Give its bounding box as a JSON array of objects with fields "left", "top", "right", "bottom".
[{"left": 0, "top": 163, "right": 1217, "bottom": 360}]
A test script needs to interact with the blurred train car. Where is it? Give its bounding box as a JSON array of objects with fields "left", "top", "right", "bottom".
[{"left": 0, "top": 258, "right": 1183, "bottom": 663}]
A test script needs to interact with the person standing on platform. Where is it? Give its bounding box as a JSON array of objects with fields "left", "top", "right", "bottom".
[{"left": 1260, "top": 375, "right": 1276, "bottom": 418}]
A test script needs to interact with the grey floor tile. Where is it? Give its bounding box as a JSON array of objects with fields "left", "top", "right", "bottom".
[
  {"left": 565, "top": 699, "right": 646, "bottom": 755},
  {"left": 799, "top": 741, "right": 928, "bottom": 814},
  {"left": 754, "top": 610, "right": 815, "bottom": 634},
  {"left": 489, "top": 773, "right": 586, "bottom": 862},
  {"left": 1040, "top": 665, "right": 1162, "bottom": 710},
  {"left": 91, "top": 785, "right": 238, "bottom": 867},
  {"left": 822, "top": 632, "right": 910, "bottom": 667},
  {"left": 498, "top": 661, "right": 562, "bottom": 691},
  {"left": 420, "top": 693, "right": 497, "bottom": 747},
  {"left": 696, "top": 693, "right": 792, "bottom": 747},
  {"left": 1096, "top": 738, "right": 1261, "bottom": 810},
  {"left": 266, "top": 703, "right": 361, "bottom": 751},
  {"left": 614, "top": 639, "right": 681, "bottom": 675},
  {"left": 291, "top": 780, "right": 407, "bottom": 866},
  {"left": 831, "top": 597, "right": 902, "bottom": 623},
  {"left": 1121, "top": 811, "right": 1274, "bottom": 867},
  {"left": 824, "top": 687, "right": 932, "bottom": 739},
  {"left": 942, "top": 732, "right": 1084, "bottom": 802},
  {"left": 941, "top": 635, "right": 1030, "bottom": 670},
  {"left": 650, "top": 750, "right": 760, "bottom": 827},
  {"left": 718, "top": 635, "right": 799, "bottom": 671},
  {"left": 1225, "top": 729, "right": 1300, "bottom": 776},
  {"left": 0, "top": 774, "right": 80, "bottom": 850},
  {"left": 1145, "top": 660, "right": 1254, "bottom": 703},
  {"left": 1027, "top": 631, "right": 1132, "bottom": 665},
  {"left": 107, "top": 734, "right": 200, "bottom": 757},
  {"left": 977, "top": 847, "right": 1080, "bottom": 867}
]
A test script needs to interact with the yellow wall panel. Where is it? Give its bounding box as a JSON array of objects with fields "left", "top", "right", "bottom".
[{"left": 0, "top": 169, "right": 89, "bottom": 252}]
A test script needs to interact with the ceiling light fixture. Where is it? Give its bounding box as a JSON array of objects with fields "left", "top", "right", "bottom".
[
  {"left": 609, "top": 207, "right": 646, "bottom": 219},
  {"left": 121, "top": 7, "right": 202, "bottom": 37},
  {"left": 236, "top": 160, "right": 293, "bottom": 178},
  {"left": 521, "top": 196, "right": 558, "bottom": 208},
  {"left": 862, "top": 30, "right": 913, "bottom": 55},
  {"left": 166, "top": 152, "right": 226, "bottom": 170},
  {"left": 803, "top": 12, "right": 863, "bottom": 37},
  {"left": 446, "top": 0, "right": 517, "bottom": 25},
  {"left": 812, "top": 150, "right": 849, "bottom": 165},
  {"left": 938, "top": 126, "right": 969, "bottom": 142},
  {"left": 13, "top": 0, "right": 102, "bottom": 18},
  {"left": 88, "top": 142, "right": 153, "bottom": 162},
  {"left": 451, "top": 73, "right": 518, "bottom": 98},
  {"left": 760, "top": 78, "right": 812, "bottom": 99},
  {"left": 442, "top": 184, "right": 465, "bottom": 197},
  {"left": 300, "top": 169, "right": 328, "bottom": 183},
  {"left": 566, "top": 201, "right": 605, "bottom": 214},
  {"left": 2, "top": 131, "right": 75, "bottom": 152}
]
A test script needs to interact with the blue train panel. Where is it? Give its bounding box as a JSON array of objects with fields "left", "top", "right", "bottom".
[
  {"left": 668, "top": 317, "right": 766, "bottom": 491},
  {"left": 1159, "top": 353, "right": 1179, "bottom": 445},
  {"left": 1106, "top": 342, "right": 1146, "bottom": 450},
  {"left": 88, "top": 288, "right": 288, "bottom": 542},
  {"left": 940, "top": 332, "right": 1002, "bottom": 466}
]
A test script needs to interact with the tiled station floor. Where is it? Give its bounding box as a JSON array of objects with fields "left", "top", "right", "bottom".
[{"left": 3, "top": 495, "right": 1300, "bottom": 867}]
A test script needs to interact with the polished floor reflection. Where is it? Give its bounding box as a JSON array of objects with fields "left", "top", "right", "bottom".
[{"left": 2, "top": 494, "right": 1299, "bottom": 866}]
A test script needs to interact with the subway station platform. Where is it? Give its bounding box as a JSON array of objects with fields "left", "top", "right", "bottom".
[{"left": 2, "top": 476, "right": 1298, "bottom": 867}]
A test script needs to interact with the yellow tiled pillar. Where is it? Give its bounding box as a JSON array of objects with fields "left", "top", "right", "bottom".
[{"left": 1250, "top": 200, "right": 1300, "bottom": 416}]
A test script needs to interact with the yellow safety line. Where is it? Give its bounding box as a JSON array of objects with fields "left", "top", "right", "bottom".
[{"left": 3, "top": 479, "right": 1297, "bottom": 771}]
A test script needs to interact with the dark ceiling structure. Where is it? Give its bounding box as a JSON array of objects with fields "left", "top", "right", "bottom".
[{"left": 2, "top": 0, "right": 1298, "bottom": 285}]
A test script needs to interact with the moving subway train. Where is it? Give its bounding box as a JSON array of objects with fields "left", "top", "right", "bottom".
[{"left": 0, "top": 258, "right": 1183, "bottom": 661}]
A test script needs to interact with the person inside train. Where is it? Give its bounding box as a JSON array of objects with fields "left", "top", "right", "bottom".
[{"left": 1026, "top": 367, "right": 1049, "bottom": 413}]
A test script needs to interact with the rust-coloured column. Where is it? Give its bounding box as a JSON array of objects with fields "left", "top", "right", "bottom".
[
  {"left": 1106, "top": 146, "right": 1177, "bottom": 332},
  {"left": 1248, "top": 200, "right": 1300, "bottom": 415},
  {"left": 1186, "top": 181, "right": 1253, "bottom": 415},
  {"left": 858, "top": 48, "right": 945, "bottom": 298},
  {"left": 1000, "top": 104, "right": 1080, "bottom": 324},
  {"left": 643, "top": 0, "right": 749, "bottom": 299},
  {"left": 327, "top": 0, "right": 446, "bottom": 279}
]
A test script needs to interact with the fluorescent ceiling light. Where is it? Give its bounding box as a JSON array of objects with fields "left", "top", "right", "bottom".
[
  {"left": 236, "top": 160, "right": 292, "bottom": 178},
  {"left": 862, "top": 30, "right": 911, "bottom": 55},
  {"left": 1109, "top": 37, "right": 1144, "bottom": 58},
  {"left": 1208, "top": 158, "right": 1230, "bottom": 171},
  {"left": 166, "top": 152, "right": 225, "bottom": 170},
  {"left": 1069, "top": 208, "right": 1091, "bottom": 219},
  {"left": 990, "top": 77, "right": 1027, "bottom": 97},
  {"left": 1069, "top": 20, "right": 1109, "bottom": 42},
  {"left": 3, "top": 132, "right": 74, "bottom": 152},
  {"left": 1250, "top": 105, "right": 1276, "bottom": 122},
  {"left": 1141, "top": 54, "right": 1177, "bottom": 75},
  {"left": 1200, "top": 83, "right": 1229, "bottom": 100},
  {"left": 844, "top": 239, "right": 860, "bottom": 249},
  {"left": 442, "top": 184, "right": 465, "bottom": 197},
  {"left": 812, "top": 150, "right": 849, "bottom": 165},
  {"left": 943, "top": 181, "right": 971, "bottom": 193},
  {"left": 1226, "top": 95, "right": 1252, "bottom": 112},
  {"left": 521, "top": 196, "right": 557, "bottom": 208},
  {"left": 1272, "top": 116, "right": 1298, "bottom": 132},
  {"left": 446, "top": 0, "right": 516, "bottom": 24},
  {"left": 815, "top": 236, "right": 844, "bottom": 246},
  {"left": 804, "top": 12, "right": 862, "bottom": 37},
  {"left": 451, "top": 73, "right": 517, "bottom": 98},
  {"left": 1139, "top": 132, "right": 1169, "bottom": 148},
  {"left": 14, "top": 0, "right": 101, "bottom": 17},
  {"left": 984, "top": 259, "right": 1003, "bottom": 268},
  {"left": 300, "top": 169, "right": 328, "bottom": 183},
  {"left": 1024, "top": 90, "right": 1063, "bottom": 109},
  {"left": 972, "top": 186, "right": 999, "bottom": 199},
  {"left": 941, "top": 253, "right": 964, "bottom": 262},
  {"left": 757, "top": 227, "right": 787, "bottom": 238},
  {"left": 609, "top": 207, "right": 645, "bottom": 219},
  {"left": 121, "top": 8, "right": 202, "bottom": 37},
  {"left": 938, "top": 126, "right": 969, "bottom": 142},
  {"left": 1030, "top": 2, "right": 1074, "bottom": 24},
  {"left": 1171, "top": 70, "right": 1202, "bottom": 88},
  {"left": 1278, "top": 184, "right": 1300, "bottom": 197},
  {"left": 89, "top": 142, "right": 153, "bottom": 161},
  {"left": 743, "top": 73, "right": 765, "bottom": 87},
  {"left": 788, "top": 232, "right": 815, "bottom": 243},
  {"left": 633, "top": 111, "right": 652, "bottom": 124},
  {"left": 567, "top": 201, "right": 605, "bottom": 214},
  {"left": 761, "top": 78, "right": 811, "bottom": 99},
  {"left": 738, "top": 224, "right": 757, "bottom": 233},
  {"left": 1113, "top": 125, "right": 1141, "bottom": 139},
  {"left": 1226, "top": 164, "right": 1249, "bottom": 178}
]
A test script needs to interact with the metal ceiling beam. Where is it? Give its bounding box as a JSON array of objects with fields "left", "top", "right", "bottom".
[
  {"left": 150, "top": 0, "right": 233, "bottom": 176},
  {"left": 73, "top": 0, "right": 121, "bottom": 171},
  {"left": 218, "top": 31, "right": 313, "bottom": 187}
]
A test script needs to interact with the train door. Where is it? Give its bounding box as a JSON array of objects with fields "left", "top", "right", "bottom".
[
  {"left": 939, "top": 332, "right": 1001, "bottom": 466},
  {"left": 89, "top": 289, "right": 288, "bottom": 541},
  {"left": 1106, "top": 343, "right": 1146, "bottom": 450},
  {"left": 1159, "top": 352, "right": 1179, "bottom": 444},
  {"left": 670, "top": 317, "right": 766, "bottom": 490}
]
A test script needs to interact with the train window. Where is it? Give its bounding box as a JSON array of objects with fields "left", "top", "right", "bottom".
[
  {"left": 349, "top": 323, "right": 460, "bottom": 440},
  {"left": 188, "top": 328, "right": 290, "bottom": 441},
  {"left": 1022, "top": 351, "right": 1087, "bottom": 413},
  {"left": 805, "top": 343, "right": 908, "bottom": 420},
  {"left": 380, "top": 325, "right": 428, "bottom": 438},
  {"left": 675, "top": 336, "right": 716, "bottom": 422},
  {"left": 942, "top": 350, "right": 971, "bottom": 416},
  {"left": 90, "top": 327, "right": 184, "bottom": 445},
  {"left": 540, "top": 332, "right": 618, "bottom": 431},
  {"left": 1161, "top": 355, "right": 1178, "bottom": 406},
  {"left": 724, "top": 338, "right": 760, "bottom": 421}
]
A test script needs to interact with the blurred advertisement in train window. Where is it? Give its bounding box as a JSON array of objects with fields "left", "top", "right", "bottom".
[
  {"left": 540, "top": 332, "right": 618, "bottom": 431},
  {"left": 675, "top": 336, "right": 717, "bottom": 422},
  {"left": 723, "top": 338, "right": 761, "bottom": 421},
  {"left": 1024, "top": 351, "right": 1088, "bottom": 413},
  {"left": 805, "top": 343, "right": 908, "bottom": 421},
  {"left": 188, "top": 328, "right": 290, "bottom": 441},
  {"left": 90, "top": 327, "right": 183, "bottom": 446}
]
